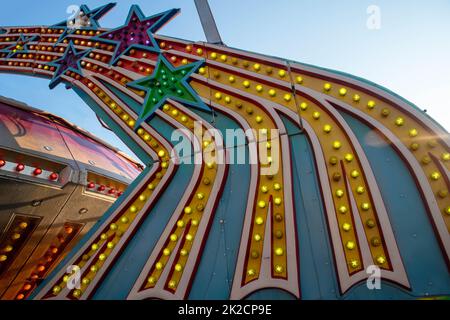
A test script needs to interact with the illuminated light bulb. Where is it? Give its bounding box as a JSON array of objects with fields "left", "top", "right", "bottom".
[
  {"left": 91, "top": 244, "right": 99, "bottom": 251},
  {"left": 256, "top": 84, "right": 263, "bottom": 92},
  {"left": 180, "top": 249, "right": 188, "bottom": 256},
  {"left": 220, "top": 54, "right": 227, "bottom": 62},
  {"left": 353, "top": 94, "right": 361, "bottom": 102},
  {"left": 0, "top": 255, "right": 7, "bottom": 262},
  {"left": 274, "top": 265, "right": 284, "bottom": 273},
  {"left": 273, "top": 183, "right": 282, "bottom": 191},
  {"left": 296, "top": 76, "right": 303, "bottom": 84},
  {"left": 251, "top": 250, "right": 259, "bottom": 259},
  {"left": 323, "top": 124, "right": 332, "bottom": 133},
  {"left": 260, "top": 128, "right": 268, "bottom": 135},
  {"left": 175, "top": 264, "right": 183, "bottom": 272},
  {"left": 258, "top": 200, "right": 266, "bottom": 208},
  {"left": 332, "top": 141, "right": 342, "bottom": 150},
  {"left": 247, "top": 268, "right": 256, "bottom": 276},
  {"left": 254, "top": 234, "right": 262, "bottom": 241},
  {"left": 16, "top": 163, "right": 25, "bottom": 172},
  {"left": 361, "top": 202, "right": 370, "bottom": 211},
  {"left": 371, "top": 237, "right": 381, "bottom": 247},
  {"left": 210, "top": 52, "right": 217, "bottom": 59},
  {"left": 333, "top": 172, "right": 341, "bottom": 181},
  {"left": 253, "top": 63, "right": 261, "bottom": 71},
  {"left": 206, "top": 161, "right": 215, "bottom": 169},
  {"left": 120, "top": 216, "right": 129, "bottom": 224},
  {"left": 430, "top": 172, "right": 441, "bottom": 180},
  {"left": 198, "top": 67, "right": 206, "bottom": 75},
  {"left": 11, "top": 233, "right": 20, "bottom": 240},
  {"left": 300, "top": 102, "right": 308, "bottom": 110},
  {"left": 410, "top": 143, "right": 420, "bottom": 151},
  {"left": 409, "top": 128, "right": 418, "bottom": 137},
  {"left": 269, "top": 89, "right": 277, "bottom": 97},
  {"left": 339, "top": 206, "right": 348, "bottom": 214},
  {"left": 283, "top": 93, "right": 292, "bottom": 102},
  {"left": 0, "top": 159, "right": 5, "bottom": 167},
  {"left": 185, "top": 234, "right": 193, "bottom": 241},
  {"left": 445, "top": 207, "right": 450, "bottom": 215},
  {"left": 106, "top": 241, "right": 115, "bottom": 249},
  {"left": 228, "top": 76, "right": 235, "bottom": 83},
  {"left": 339, "top": 88, "right": 347, "bottom": 96},
  {"left": 157, "top": 151, "right": 166, "bottom": 159},
  {"left": 184, "top": 206, "right": 192, "bottom": 214},
  {"left": 4, "top": 245, "right": 13, "bottom": 252},
  {"left": 144, "top": 134, "right": 151, "bottom": 141},
  {"left": 350, "top": 170, "right": 359, "bottom": 178},
  {"left": 197, "top": 193, "right": 205, "bottom": 201},
  {"left": 442, "top": 153, "right": 450, "bottom": 161},
  {"left": 147, "top": 276, "right": 156, "bottom": 284},
  {"left": 346, "top": 241, "right": 355, "bottom": 250},
  {"left": 267, "top": 156, "right": 273, "bottom": 164},
  {"left": 19, "top": 222, "right": 28, "bottom": 229},
  {"left": 90, "top": 265, "right": 98, "bottom": 273},
  {"left": 98, "top": 254, "right": 107, "bottom": 261},
  {"left": 33, "top": 168, "right": 42, "bottom": 176},
  {"left": 130, "top": 206, "right": 138, "bottom": 213},
  {"left": 367, "top": 100, "right": 376, "bottom": 109},
  {"left": 381, "top": 108, "right": 390, "bottom": 117},
  {"left": 171, "top": 109, "right": 179, "bottom": 117},
  {"left": 323, "top": 83, "right": 332, "bottom": 92},
  {"left": 376, "top": 256, "right": 386, "bottom": 265},
  {"left": 161, "top": 248, "right": 171, "bottom": 257},
  {"left": 312, "top": 111, "right": 320, "bottom": 120},
  {"left": 52, "top": 286, "right": 61, "bottom": 294},
  {"left": 274, "top": 197, "right": 282, "bottom": 205},
  {"left": 350, "top": 260, "right": 359, "bottom": 269},
  {"left": 139, "top": 195, "right": 147, "bottom": 202},
  {"left": 214, "top": 92, "right": 222, "bottom": 100},
  {"left": 356, "top": 186, "right": 365, "bottom": 194},
  {"left": 329, "top": 156, "right": 338, "bottom": 165},
  {"left": 270, "top": 248, "right": 284, "bottom": 258},
  {"left": 343, "top": 154, "right": 353, "bottom": 162},
  {"left": 196, "top": 48, "right": 203, "bottom": 55},
  {"left": 170, "top": 234, "right": 178, "bottom": 242},
  {"left": 192, "top": 218, "right": 199, "bottom": 226},
  {"left": 335, "top": 189, "right": 344, "bottom": 198},
  {"left": 342, "top": 223, "right": 351, "bottom": 231},
  {"left": 243, "top": 80, "right": 250, "bottom": 88},
  {"left": 422, "top": 156, "right": 431, "bottom": 164},
  {"left": 255, "top": 217, "right": 264, "bottom": 225},
  {"left": 181, "top": 115, "right": 188, "bottom": 122},
  {"left": 395, "top": 117, "right": 404, "bottom": 126},
  {"left": 224, "top": 96, "right": 231, "bottom": 104},
  {"left": 261, "top": 185, "right": 269, "bottom": 193},
  {"left": 148, "top": 183, "right": 155, "bottom": 190},
  {"left": 266, "top": 142, "right": 271, "bottom": 149},
  {"left": 278, "top": 70, "right": 286, "bottom": 77},
  {"left": 155, "top": 262, "right": 163, "bottom": 270},
  {"left": 255, "top": 115, "right": 263, "bottom": 123}
]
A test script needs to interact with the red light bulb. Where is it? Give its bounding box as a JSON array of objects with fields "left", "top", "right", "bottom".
[
  {"left": 0, "top": 159, "right": 5, "bottom": 167},
  {"left": 98, "top": 185, "right": 106, "bottom": 192},
  {"left": 49, "top": 172, "right": 58, "bottom": 181},
  {"left": 16, "top": 163, "right": 25, "bottom": 172},
  {"left": 33, "top": 168, "right": 42, "bottom": 176},
  {"left": 108, "top": 188, "right": 116, "bottom": 195},
  {"left": 87, "top": 182, "right": 95, "bottom": 189}
]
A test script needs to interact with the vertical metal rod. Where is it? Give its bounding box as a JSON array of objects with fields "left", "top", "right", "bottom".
[{"left": 194, "top": 0, "right": 224, "bottom": 45}]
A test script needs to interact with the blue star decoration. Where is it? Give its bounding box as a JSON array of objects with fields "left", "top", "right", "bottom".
[
  {"left": 93, "top": 5, "right": 180, "bottom": 65},
  {"left": 127, "top": 55, "right": 211, "bottom": 129},
  {"left": 0, "top": 34, "right": 39, "bottom": 58},
  {"left": 50, "top": 3, "right": 116, "bottom": 44},
  {"left": 47, "top": 41, "right": 91, "bottom": 89}
]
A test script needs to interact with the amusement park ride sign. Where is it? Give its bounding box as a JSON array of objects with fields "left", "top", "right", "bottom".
[{"left": 0, "top": 2, "right": 448, "bottom": 301}]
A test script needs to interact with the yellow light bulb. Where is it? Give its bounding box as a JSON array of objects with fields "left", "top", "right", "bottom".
[
  {"left": 283, "top": 93, "right": 292, "bottom": 102},
  {"left": 258, "top": 200, "right": 266, "bottom": 208},
  {"left": 323, "top": 83, "right": 332, "bottom": 92},
  {"left": 247, "top": 269, "right": 256, "bottom": 276},
  {"left": 228, "top": 76, "right": 235, "bottom": 83},
  {"left": 323, "top": 124, "right": 332, "bottom": 133},
  {"left": 155, "top": 262, "right": 163, "bottom": 270},
  {"left": 275, "top": 248, "right": 284, "bottom": 256},
  {"left": 175, "top": 264, "right": 183, "bottom": 272},
  {"left": 215, "top": 92, "right": 222, "bottom": 100},
  {"left": 255, "top": 217, "right": 264, "bottom": 225},
  {"left": 353, "top": 94, "right": 360, "bottom": 102},
  {"left": 274, "top": 265, "right": 284, "bottom": 273},
  {"left": 367, "top": 100, "right": 376, "bottom": 109},
  {"left": 184, "top": 206, "right": 192, "bottom": 214},
  {"left": 163, "top": 248, "right": 171, "bottom": 256},
  {"left": 312, "top": 111, "right": 320, "bottom": 120},
  {"left": 344, "top": 153, "right": 354, "bottom": 162},
  {"left": 339, "top": 88, "right": 347, "bottom": 96},
  {"left": 210, "top": 52, "right": 217, "bottom": 59},
  {"left": 274, "top": 197, "right": 282, "bottom": 205},
  {"left": 339, "top": 206, "right": 348, "bottom": 214},
  {"left": 333, "top": 141, "right": 342, "bottom": 150},
  {"left": 361, "top": 202, "right": 370, "bottom": 211},
  {"left": 335, "top": 189, "right": 344, "bottom": 198},
  {"left": 268, "top": 89, "right": 276, "bottom": 97},
  {"left": 261, "top": 185, "right": 269, "bottom": 193},
  {"left": 296, "top": 76, "right": 303, "bottom": 84},
  {"left": 430, "top": 172, "right": 441, "bottom": 180},
  {"left": 300, "top": 102, "right": 308, "bottom": 110},
  {"left": 409, "top": 129, "right": 418, "bottom": 137},
  {"left": 356, "top": 186, "right": 365, "bottom": 194},
  {"left": 376, "top": 256, "right": 386, "bottom": 265},
  {"left": 342, "top": 223, "right": 351, "bottom": 231},
  {"left": 243, "top": 80, "right": 250, "bottom": 88},
  {"left": 350, "top": 260, "right": 359, "bottom": 268},
  {"left": 442, "top": 153, "right": 450, "bottom": 161},
  {"left": 253, "top": 63, "right": 261, "bottom": 71},
  {"left": 278, "top": 70, "right": 286, "bottom": 77},
  {"left": 170, "top": 234, "right": 178, "bottom": 242},
  {"left": 254, "top": 234, "right": 262, "bottom": 241},
  {"left": 346, "top": 241, "right": 355, "bottom": 250},
  {"left": 177, "top": 220, "right": 184, "bottom": 228},
  {"left": 274, "top": 183, "right": 282, "bottom": 191},
  {"left": 351, "top": 170, "right": 359, "bottom": 178}
]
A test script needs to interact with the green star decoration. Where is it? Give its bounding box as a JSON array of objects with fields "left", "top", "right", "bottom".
[{"left": 127, "top": 55, "right": 211, "bottom": 128}]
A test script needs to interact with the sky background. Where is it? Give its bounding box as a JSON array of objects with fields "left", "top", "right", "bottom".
[{"left": 0, "top": 0, "right": 449, "bottom": 160}]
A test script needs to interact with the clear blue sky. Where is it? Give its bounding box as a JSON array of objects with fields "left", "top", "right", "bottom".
[{"left": 1, "top": 0, "right": 449, "bottom": 159}]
